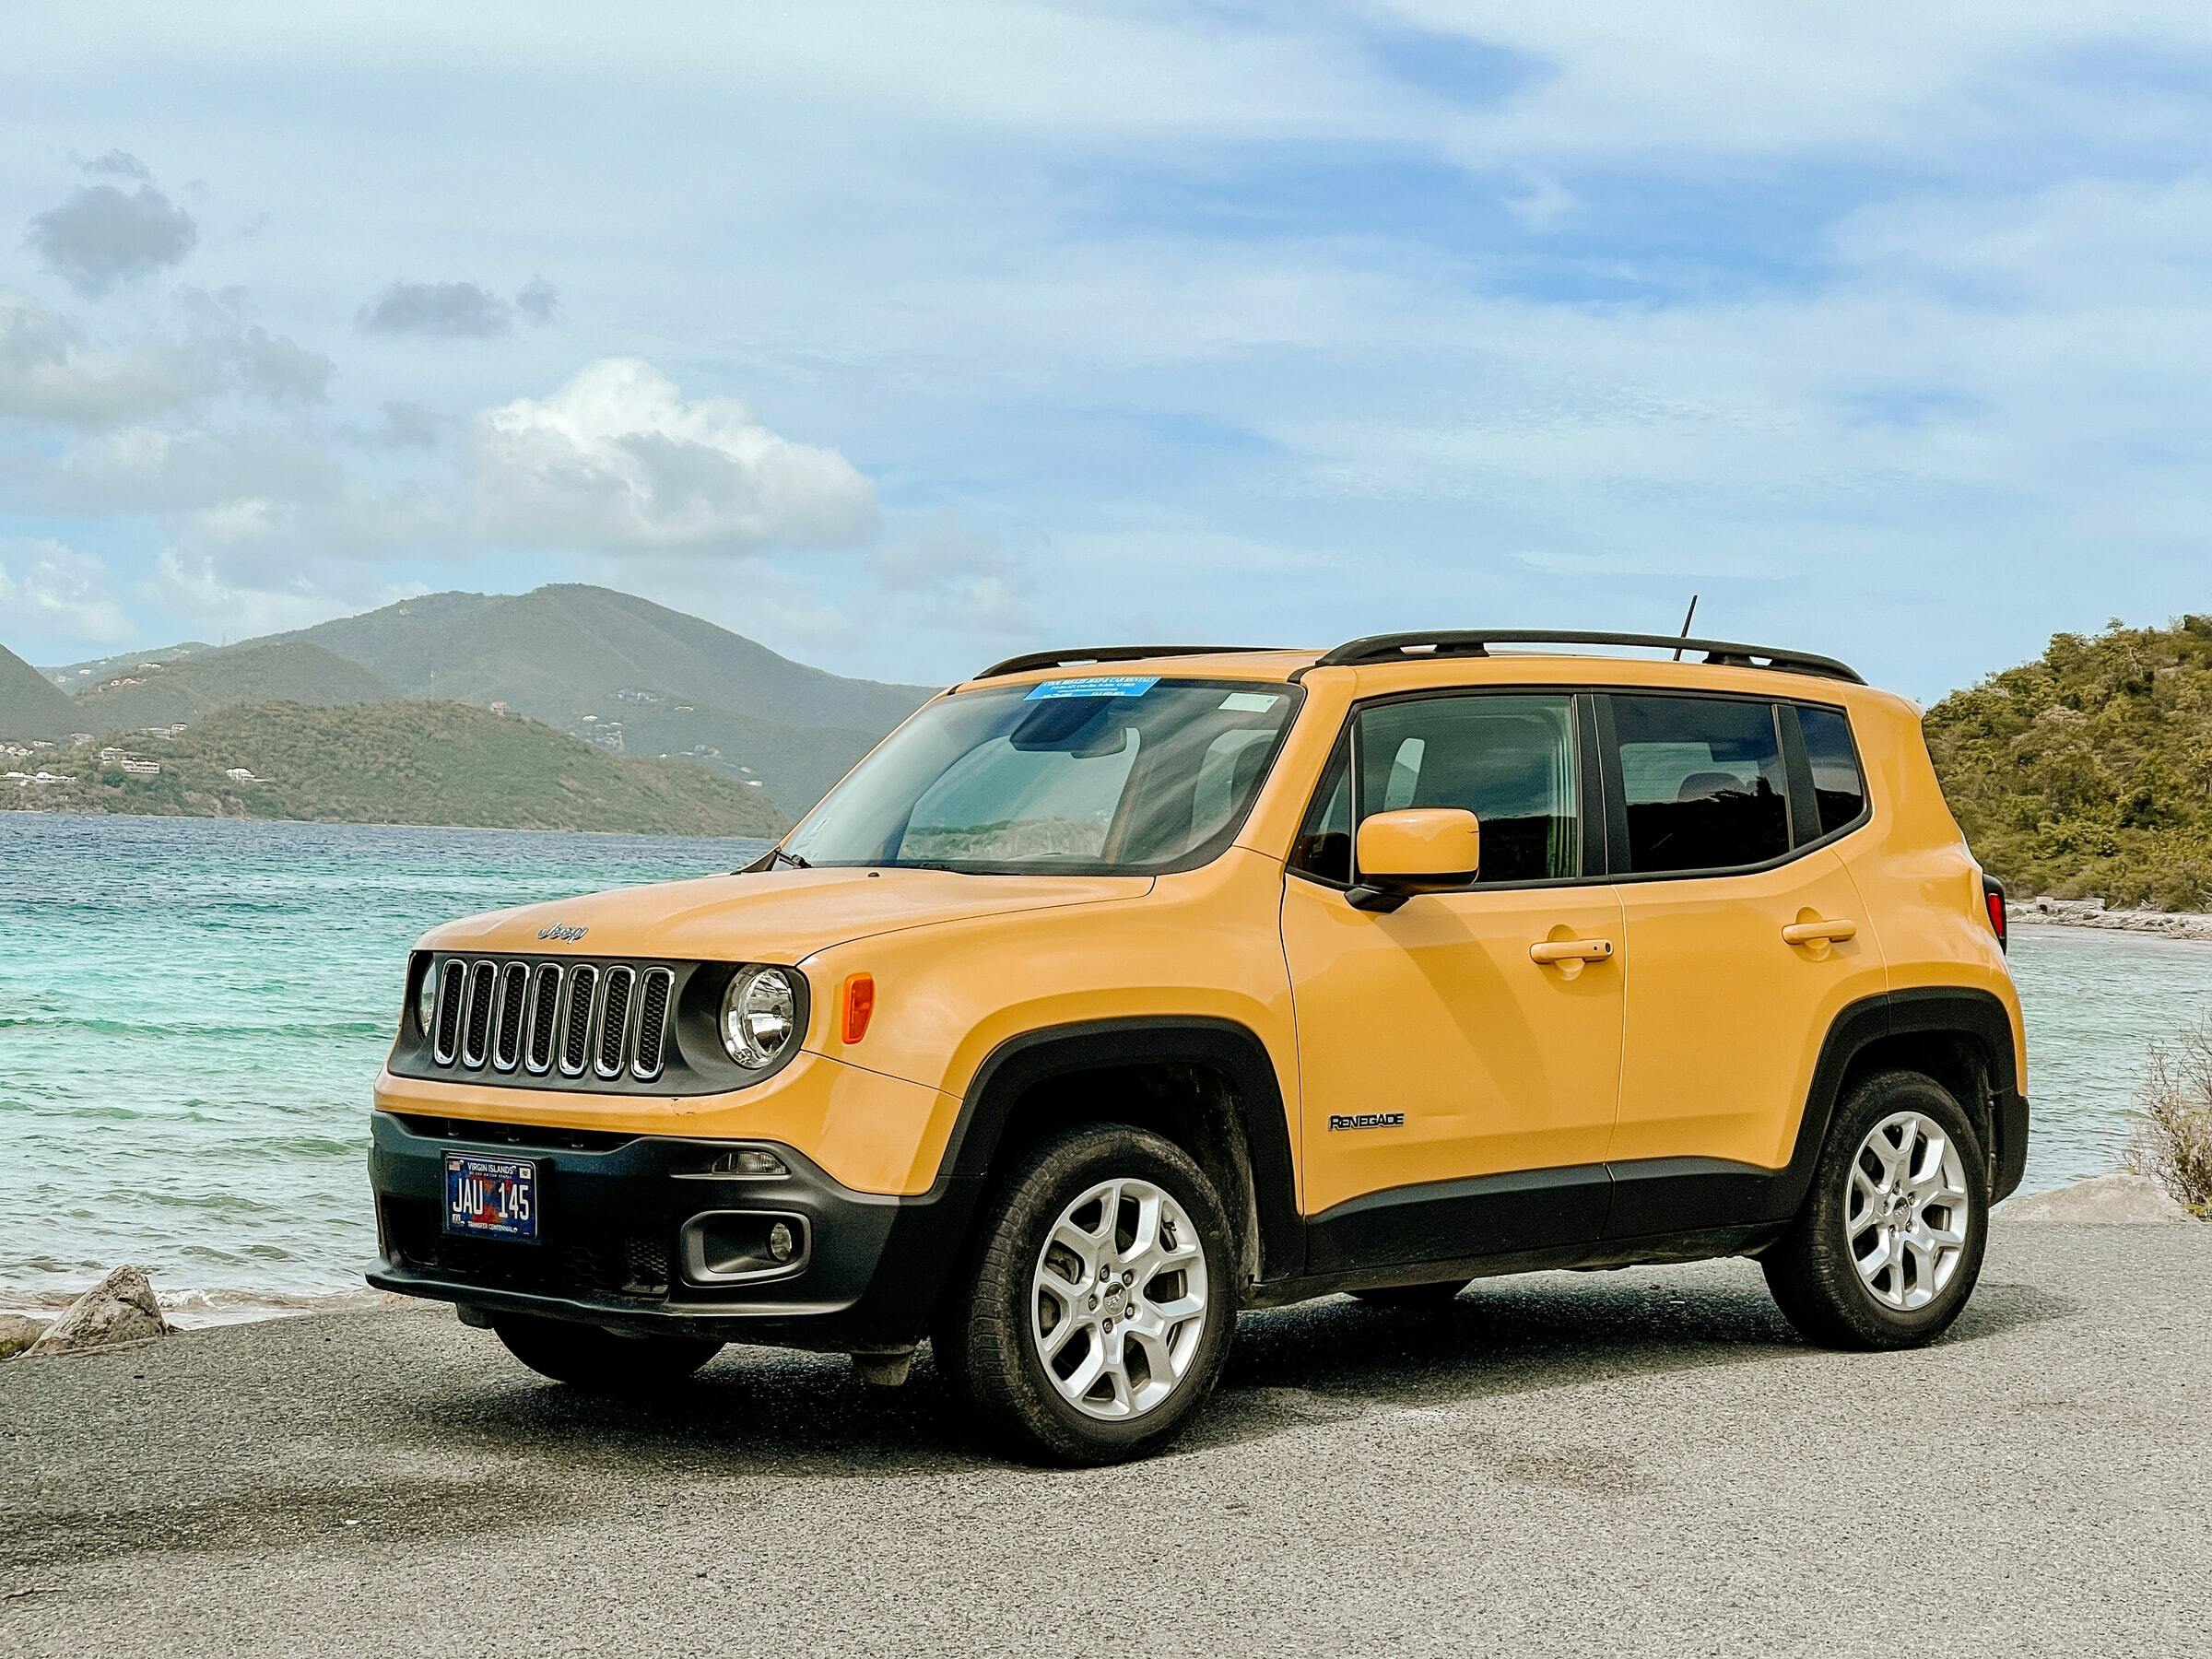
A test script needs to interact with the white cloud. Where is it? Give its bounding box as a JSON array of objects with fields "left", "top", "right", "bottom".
[
  {"left": 469, "top": 358, "right": 878, "bottom": 554},
  {"left": 0, "top": 539, "right": 134, "bottom": 645},
  {"left": 0, "top": 288, "right": 330, "bottom": 428}
]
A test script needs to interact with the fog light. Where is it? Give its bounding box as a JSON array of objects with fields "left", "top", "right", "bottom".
[{"left": 767, "top": 1221, "right": 797, "bottom": 1263}]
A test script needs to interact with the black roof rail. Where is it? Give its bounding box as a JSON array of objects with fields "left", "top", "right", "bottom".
[
  {"left": 1308, "top": 630, "right": 1864, "bottom": 685},
  {"left": 971, "top": 645, "right": 1288, "bottom": 680}
]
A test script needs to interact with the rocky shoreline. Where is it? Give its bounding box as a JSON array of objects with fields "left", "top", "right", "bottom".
[{"left": 2008, "top": 896, "right": 2212, "bottom": 942}]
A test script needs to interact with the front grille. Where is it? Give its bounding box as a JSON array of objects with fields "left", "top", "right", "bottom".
[
  {"left": 523, "top": 965, "right": 561, "bottom": 1074},
  {"left": 381, "top": 1197, "right": 670, "bottom": 1300},
  {"left": 491, "top": 962, "right": 527, "bottom": 1071},
  {"left": 419, "top": 954, "right": 687, "bottom": 1090},
  {"left": 560, "top": 964, "right": 599, "bottom": 1077},
  {"left": 596, "top": 966, "right": 635, "bottom": 1078},
  {"left": 633, "top": 968, "right": 674, "bottom": 1082},
  {"left": 461, "top": 962, "right": 496, "bottom": 1067},
  {"left": 432, "top": 959, "right": 465, "bottom": 1064}
]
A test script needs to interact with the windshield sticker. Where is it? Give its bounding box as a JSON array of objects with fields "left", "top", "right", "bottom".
[
  {"left": 1218, "top": 691, "right": 1281, "bottom": 712},
  {"left": 1024, "top": 675, "right": 1160, "bottom": 700}
]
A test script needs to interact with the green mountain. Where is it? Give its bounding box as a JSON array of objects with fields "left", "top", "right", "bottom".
[
  {"left": 1925, "top": 615, "right": 2212, "bottom": 912},
  {"left": 72, "top": 641, "right": 395, "bottom": 729},
  {"left": 0, "top": 642, "right": 79, "bottom": 741},
  {"left": 265, "top": 584, "right": 932, "bottom": 812},
  {"left": 38, "top": 584, "right": 933, "bottom": 815},
  {"left": 38, "top": 640, "right": 214, "bottom": 691},
  {"left": 1, "top": 701, "right": 785, "bottom": 837}
]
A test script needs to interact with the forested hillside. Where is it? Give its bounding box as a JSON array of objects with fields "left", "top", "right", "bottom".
[
  {"left": 1925, "top": 616, "right": 2212, "bottom": 911},
  {"left": 71, "top": 642, "right": 395, "bottom": 727},
  {"left": 1, "top": 701, "right": 786, "bottom": 837}
]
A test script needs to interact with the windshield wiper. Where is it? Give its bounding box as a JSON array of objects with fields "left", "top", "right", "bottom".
[{"left": 768, "top": 847, "right": 811, "bottom": 870}]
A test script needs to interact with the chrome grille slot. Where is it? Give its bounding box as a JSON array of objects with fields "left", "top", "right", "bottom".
[
  {"left": 431, "top": 959, "right": 466, "bottom": 1065},
  {"left": 596, "top": 966, "right": 636, "bottom": 1079},
  {"left": 632, "top": 968, "right": 675, "bottom": 1082},
  {"left": 560, "top": 964, "right": 599, "bottom": 1077},
  {"left": 523, "top": 964, "right": 561, "bottom": 1075},
  {"left": 460, "top": 961, "right": 496, "bottom": 1068},
  {"left": 491, "top": 962, "right": 528, "bottom": 1071}
]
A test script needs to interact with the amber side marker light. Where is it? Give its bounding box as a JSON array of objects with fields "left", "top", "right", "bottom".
[{"left": 841, "top": 973, "right": 877, "bottom": 1043}]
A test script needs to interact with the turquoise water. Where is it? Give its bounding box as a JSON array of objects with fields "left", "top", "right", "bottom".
[{"left": 3, "top": 815, "right": 2206, "bottom": 1322}]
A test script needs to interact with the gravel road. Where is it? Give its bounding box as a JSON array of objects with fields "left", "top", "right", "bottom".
[{"left": 4, "top": 1223, "right": 2206, "bottom": 1657}]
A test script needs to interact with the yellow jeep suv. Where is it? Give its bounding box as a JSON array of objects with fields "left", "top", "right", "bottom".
[{"left": 369, "top": 629, "right": 2027, "bottom": 1464}]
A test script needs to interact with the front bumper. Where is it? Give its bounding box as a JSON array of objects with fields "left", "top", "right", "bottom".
[{"left": 366, "top": 1110, "right": 976, "bottom": 1353}]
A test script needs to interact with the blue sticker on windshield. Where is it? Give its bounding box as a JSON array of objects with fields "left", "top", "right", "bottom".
[{"left": 1025, "top": 676, "right": 1160, "bottom": 700}]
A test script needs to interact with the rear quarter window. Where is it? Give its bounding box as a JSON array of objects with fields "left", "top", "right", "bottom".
[{"left": 1796, "top": 705, "right": 1869, "bottom": 836}]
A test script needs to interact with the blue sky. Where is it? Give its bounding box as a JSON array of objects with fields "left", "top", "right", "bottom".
[{"left": 2, "top": 3, "right": 2208, "bottom": 701}]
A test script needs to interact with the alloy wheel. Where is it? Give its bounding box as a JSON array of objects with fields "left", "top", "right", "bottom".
[
  {"left": 1029, "top": 1177, "right": 1211, "bottom": 1421},
  {"left": 1845, "top": 1110, "right": 1971, "bottom": 1312}
]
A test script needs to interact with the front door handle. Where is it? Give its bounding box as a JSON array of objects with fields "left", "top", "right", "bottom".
[
  {"left": 1530, "top": 938, "right": 1616, "bottom": 966},
  {"left": 1783, "top": 917, "right": 1859, "bottom": 946}
]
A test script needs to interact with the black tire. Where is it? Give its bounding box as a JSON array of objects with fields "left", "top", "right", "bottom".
[
  {"left": 491, "top": 1314, "right": 723, "bottom": 1392},
  {"left": 1763, "top": 1070, "right": 1989, "bottom": 1350},
  {"left": 1349, "top": 1280, "right": 1471, "bottom": 1308},
  {"left": 938, "top": 1124, "right": 1237, "bottom": 1466}
]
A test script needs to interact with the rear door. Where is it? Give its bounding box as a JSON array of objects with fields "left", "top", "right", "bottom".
[{"left": 1599, "top": 691, "right": 1887, "bottom": 1234}]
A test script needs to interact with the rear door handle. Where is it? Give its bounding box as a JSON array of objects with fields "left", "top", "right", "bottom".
[
  {"left": 1530, "top": 938, "right": 1616, "bottom": 965},
  {"left": 1782, "top": 917, "right": 1859, "bottom": 946}
]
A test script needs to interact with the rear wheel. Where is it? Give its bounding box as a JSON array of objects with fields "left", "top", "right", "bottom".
[
  {"left": 1349, "top": 1280, "right": 1471, "bottom": 1308},
  {"left": 1763, "top": 1070, "right": 1988, "bottom": 1349},
  {"left": 491, "top": 1313, "right": 723, "bottom": 1392},
  {"left": 940, "top": 1124, "right": 1236, "bottom": 1465}
]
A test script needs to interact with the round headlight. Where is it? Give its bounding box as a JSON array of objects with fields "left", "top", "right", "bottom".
[
  {"left": 721, "top": 966, "right": 797, "bottom": 1069},
  {"left": 414, "top": 963, "right": 437, "bottom": 1036}
]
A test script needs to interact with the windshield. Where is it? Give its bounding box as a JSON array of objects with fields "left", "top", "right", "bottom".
[{"left": 782, "top": 677, "right": 1302, "bottom": 874}]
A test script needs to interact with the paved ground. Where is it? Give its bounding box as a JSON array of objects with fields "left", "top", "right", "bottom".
[{"left": 3, "top": 1223, "right": 2206, "bottom": 1658}]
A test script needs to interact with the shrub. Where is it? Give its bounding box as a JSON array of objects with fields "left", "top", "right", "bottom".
[{"left": 2126, "top": 1012, "right": 2212, "bottom": 1218}]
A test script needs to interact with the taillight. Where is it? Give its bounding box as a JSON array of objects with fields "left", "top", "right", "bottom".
[{"left": 1982, "top": 874, "right": 2008, "bottom": 951}]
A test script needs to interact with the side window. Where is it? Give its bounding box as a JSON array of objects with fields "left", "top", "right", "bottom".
[
  {"left": 1356, "top": 694, "right": 1581, "bottom": 883},
  {"left": 1290, "top": 743, "right": 1352, "bottom": 884},
  {"left": 1796, "top": 705, "right": 1868, "bottom": 837},
  {"left": 1611, "top": 695, "right": 1789, "bottom": 874}
]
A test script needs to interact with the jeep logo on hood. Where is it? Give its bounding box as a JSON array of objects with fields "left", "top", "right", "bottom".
[{"left": 537, "top": 924, "right": 589, "bottom": 943}]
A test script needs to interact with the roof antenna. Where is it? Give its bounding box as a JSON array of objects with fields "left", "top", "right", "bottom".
[{"left": 1671, "top": 594, "right": 1700, "bottom": 660}]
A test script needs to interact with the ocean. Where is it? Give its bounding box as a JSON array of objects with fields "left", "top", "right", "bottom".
[{"left": 3, "top": 814, "right": 2206, "bottom": 1324}]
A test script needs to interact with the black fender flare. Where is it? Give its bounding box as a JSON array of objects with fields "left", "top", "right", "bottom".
[
  {"left": 940, "top": 1016, "right": 1302, "bottom": 1281},
  {"left": 1779, "top": 986, "right": 2024, "bottom": 1213}
]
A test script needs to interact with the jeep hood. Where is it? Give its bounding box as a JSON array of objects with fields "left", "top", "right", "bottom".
[{"left": 418, "top": 866, "right": 1153, "bottom": 963}]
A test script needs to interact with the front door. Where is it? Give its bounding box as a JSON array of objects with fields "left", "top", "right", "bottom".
[{"left": 1280, "top": 691, "right": 1625, "bottom": 1273}]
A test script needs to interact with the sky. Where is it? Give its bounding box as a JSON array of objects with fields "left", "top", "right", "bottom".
[{"left": 1, "top": 2, "right": 2208, "bottom": 702}]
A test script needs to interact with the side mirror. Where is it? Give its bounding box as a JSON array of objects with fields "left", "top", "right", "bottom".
[{"left": 1348, "top": 808, "right": 1480, "bottom": 912}]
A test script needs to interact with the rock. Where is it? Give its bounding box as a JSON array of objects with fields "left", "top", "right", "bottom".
[
  {"left": 23, "top": 1267, "right": 171, "bottom": 1358},
  {"left": 2001, "top": 1173, "right": 2195, "bottom": 1224},
  {"left": 0, "top": 1313, "right": 52, "bottom": 1359}
]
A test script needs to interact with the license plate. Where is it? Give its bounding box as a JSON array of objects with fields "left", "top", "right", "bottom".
[{"left": 444, "top": 1154, "right": 539, "bottom": 1241}]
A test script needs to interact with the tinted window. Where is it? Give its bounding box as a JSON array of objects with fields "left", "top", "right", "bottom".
[
  {"left": 1291, "top": 744, "right": 1353, "bottom": 884},
  {"left": 1612, "top": 695, "right": 1788, "bottom": 874},
  {"left": 1339, "top": 694, "right": 1581, "bottom": 884},
  {"left": 1797, "top": 706, "right": 1867, "bottom": 837}
]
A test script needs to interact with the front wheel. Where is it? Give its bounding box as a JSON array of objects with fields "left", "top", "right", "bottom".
[
  {"left": 939, "top": 1124, "right": 1236, "bottom": 1465},
  {"left": 491, "top": 1313, "right": 724, "bottom": 1392},
  {"left": 1763, "top": 1070, "right": 1989, "bottom": 1349}
]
